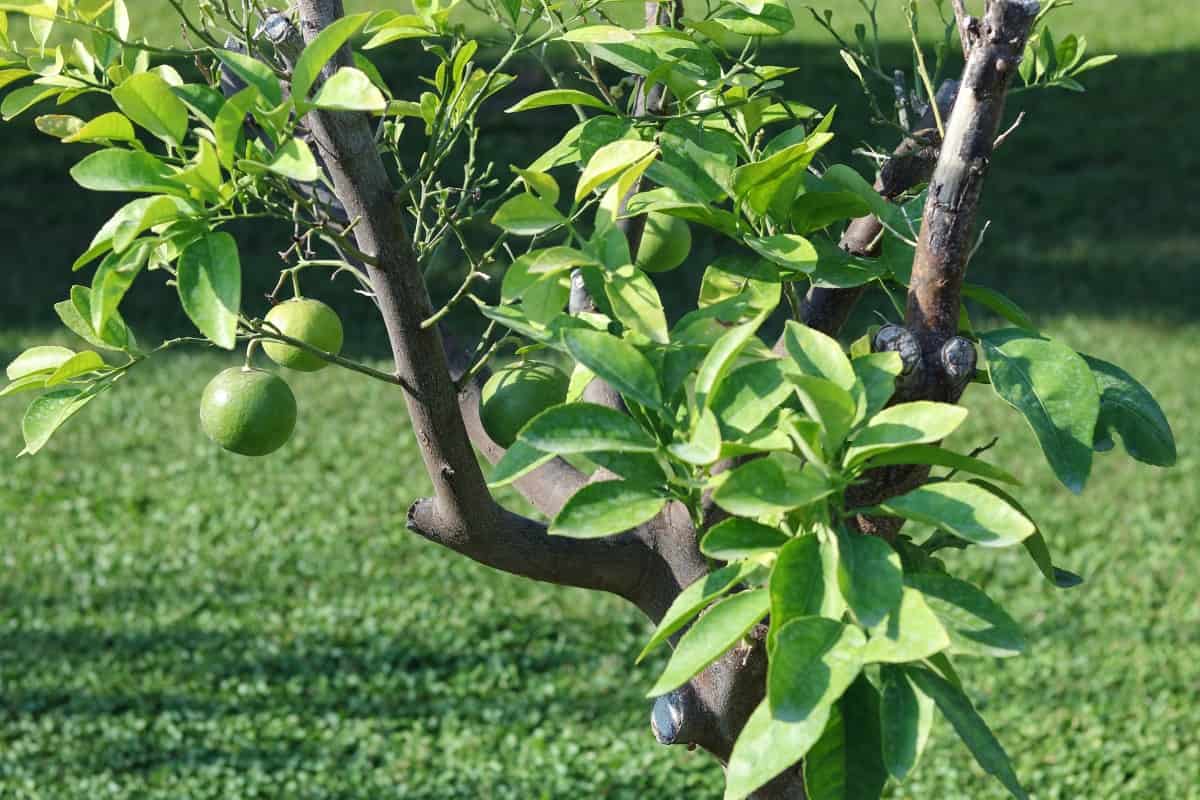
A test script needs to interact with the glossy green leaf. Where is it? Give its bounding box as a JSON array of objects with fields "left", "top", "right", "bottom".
[
  {"left": 501, "top": 247, "right": 596, "bottom": 301},
  {"left": 214, "top": 86, "right": 257, "bottom": 170},
  {"left": 90, "top": 240, "right": 149, "bottom": 334},
  {"left": 264, "top": 137, "right": 321, "bottom": 182},
  {"left": 712, "top": 454, "right": 833, "bottom": 517},
  {"left": 214, "top": 49, "right": 282, "bottom": 106},
  {"left": 486, "top": 441, "right": 554, "bottom": 488},
  {"left": 834, "top": 527, "right": 902, "bottom": 628},
  {"left": 862, "top": 586, "right": 951, "bottom": 663},
  {"left": 112, "top": 71, "right": 188, "bottom": 144},
  {"left": 551, "top": 480, "right": 666, "bottom": 538},
  {"left": 803, "top": 675, "right": 887, "bottom": 800},
  {"left": 638, "top": 561, "right": 759, "bottom": 662},
  {"left": 20, "top": 387, "right": 95, "bottom": 456},
  {"left": 768, "top": 616, "right": 865, "bottom": 721},
  {"left": 669, "top": 407, "right": 722, "bottom": 465},
  {"left": 57, "top": 111, "right": 133, "bottom": 144},
  {"left": 177, "top": 232, "right": 241, "bottom": 350},
  {"left": 852, "top": 351, "right": 902, "bottom": 422},
  {"left": 490, "top": 193, "right": 564, "bottom": 236},
  {"left": 695, "top": 318, "right": 765, "bottom": 408},
  {"left": 725, "top": 697, "right": 834, "bottom": 800},
  {"left": 6, "top": 345, "right": 74, "bottom": 381},
  {"left": 879, "top": 664, "right": 935, "bottom": 781},
  {"left": 312, "top": 66, "right": 387, "bottom": 112},
  {"left": 34, "top": 114, "right": 83, "bottom": 139},
  {"left": 701, "top": 518, "right": 789, "bottom": 562},
  {"left": 770, "top": 535, "right": 842, "bottom": 638},
  {"left": 506, "top": 88, "right": 615, "bottom": 113},
  {"left": 980, "top": 329, "right": 1099, "bottom": 493},
  {"left": 604, "top": 264, "right": 669, "bottom": 344},
  {"left": 869, "top": 481, "right": 1035, "bottom": 548},
  {"left": 292, "top": 11, "right": 371, "bottom": 106},
  {"left": 1084, "top": 354, "right": 1176, "bottom": 467},
  {"left": 711, "top": 358, "right": 793, "bottom": 436},
  {"left": 697, "top": 255, "right": 781, "bottom": 314},
  {"left": 575, "top": 138, "right": 657, "bottom": 202},
  {"left": 906, "top": 573, "right": 1025, "bottom": 658},
  {"left": 790, "top": 375, "right": 857, "bottom": 450},
  {"left": 1, "top": 84, "right": 60, "bottom": 120},
  {"left": 648, "top": 589, "right": 768, "bottom": 697},
  {"left": 732, "top": 133, "right": 832, "bottom": 221},
  {"left": 561, "top": 24, "right": 636, "bottom": 43},
  {"left": 745, "top": 234, "right": 818, "bottom": 273},
  {"left": 962, "top": 283, "right": 1037, "bottom": 331},
  {"left": 563, "top": 328, "right": 662, "bottom": 409},
  {"left": 861, "top": 444, "right": 1021, "bottom": 485},
  {"left": 69, "top": 148, "right": 178, "bottom": 194},
  {"left": 904, "top": 666, "right": 1029, "bottom": 800},
  {"left": 845, "top": 401, "right": 969, "bottom": 466},
  {"left": 44, "top": 350, "right": 105, "bottom": 386},
  {"left": 55, "top": 287, "right": 132, "bottom": 351},
  {"left": 518, "top": 402, "right": 658, "bottom": 454}
]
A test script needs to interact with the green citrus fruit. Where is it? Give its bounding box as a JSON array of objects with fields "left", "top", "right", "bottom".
[
  {"left": 480, "top": 362, "right": 569, "bottom": 448},
  {"left": 200, "top": 367, "right": 297, "bottom": 456},
  {"left": 636, "top": 212, "right": 692, "bottom": 273},
  {"left": 263, "top": 298, "right": 344, "bottom": 372}
]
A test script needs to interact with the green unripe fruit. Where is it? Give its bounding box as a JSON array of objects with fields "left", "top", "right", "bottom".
[
  {"left": 263, "top": 298, "right": 344, "bottom": 372},
  {"left": 200, "top": 367, "right": 297, "bottom": 456},
  {"left": 636, "top": 212, "right": 692, "bottom": 273},
  {"left": 480, "top": 363, "right": 569, "bottom": 448}
]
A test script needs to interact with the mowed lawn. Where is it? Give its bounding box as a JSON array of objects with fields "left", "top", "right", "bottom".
[{"left": 1, "top": 1, "right": 1198, "bottom": 798}]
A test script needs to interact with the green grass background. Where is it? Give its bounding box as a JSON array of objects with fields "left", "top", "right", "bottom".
[{"left": 1, "top": 1, "right": 1197, "bottom": 798}]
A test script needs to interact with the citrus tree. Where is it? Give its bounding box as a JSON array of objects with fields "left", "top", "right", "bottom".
[{"left": 0, "top": 0, "right": 1173, "bottom": 797}]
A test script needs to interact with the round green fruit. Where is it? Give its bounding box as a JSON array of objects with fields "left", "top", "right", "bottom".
[
  {"left": 480, "top": 362, "right": 569, "bottom": 448},
  {"left": 263, "top": 298, "right": 344, "bottom": 372},
  {"left": 636, "top": 212, "right": 692, "bottom": 273},
  {"left": 200, "top": 367, "right": 297, "bottom": 456}
]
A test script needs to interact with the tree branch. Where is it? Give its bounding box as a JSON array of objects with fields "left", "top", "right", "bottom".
[
  {"left": 905, "top": 0, "right": 1038, "bottom": 363},
  {"left": 951, "top": 0, "right": 979, "bottom": 56}
]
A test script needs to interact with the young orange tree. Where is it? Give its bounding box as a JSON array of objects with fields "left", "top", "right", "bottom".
[{"left": 0, "top": 0, "right": 1170, "bottom": 796}]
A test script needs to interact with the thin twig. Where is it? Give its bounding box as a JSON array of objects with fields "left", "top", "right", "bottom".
[{"left": 993, "top": 110, "right": 1027, "bottom": 149}]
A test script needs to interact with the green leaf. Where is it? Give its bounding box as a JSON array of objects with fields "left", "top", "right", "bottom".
[
  {"left": 55, "top": 287, "right": 132, "bottom": 351},
  {"left": 575, "top": 138, "right": 657, "bottom": 202},
  {"left": 35, "top": 114, "right": 83, "bottom": 139},
  {"left": 698, "top": 254, "right": 781, "bottom": 315},
  {"left": 501, "top": 247, "right": 596, "bottom": 301},
  {"left": 62, "top": 111, "right": 136, "bottom": 143},
  {"left": 789, "top": 375, "right": 857, "bottom": 451},
  {"left": 834, "top": 527, "right": 902, "bottom": 628},
  {"left": 311, "top": 66, "right": 387, "bottom": 112},
  {"left": 967, "top": 479, "right": 1080, "bottom": 588},
  {"left": 770, "top": 535, "right": 842, "bottom": 638},
  {"left": 695, "top": 318, "right": 766, "bottom": 408},
  {"left": 868, "top": 481, "right": 1035, "bottom": 548},
  {"left": 563, "top": 328, "right": 662, "bottom": 409},
  {"left": 0, "top": 0, "right": 56, "bottom": 19},
  {"left": 44, "top": 350, "right": 105, "bottom": 386},
  {"left": 506, "top": 88, "right": 615, "bottom": 114},
  {"left": 701, "top": 518, "right": 789, "bottom": 561},
  {"left": 745, "top": 234, "right": 818, "bottom": 273},
  {"left": 1084, "top": 354, "right": 1176, "bottom": 467},
  {"left": 862, "top": 586, "right": 951, "bottom": 664},
  {"left": 768, "top": 616, "right": 865, "bottom": 721},
  {"left": 214, "top": 49, "right": 282, "bottom": 107},
  {"left": 518, "top": 402, "right": 658, "bottom": 454},
  {"left": 711, "top": 357, "right": 793, "bottom": 436},
  {"left": 510, "top": 166, "right": 559, "bottom": 204},
  {"left": 783, "top": 320, "right": 856, "bottom": 392},
  {"left": 861, "top": 444, "right": 1021, "bottom": 486},
  {"left": 551, "top": 480, "right": 666, "bottom": 538},
  {"left": 486, "top": 441, "right": 554, "bottom": 488},
  {"left": 879, "top": 664, "right": 935, "bottom": 781},
  {"left": 20, "top": 387, "right": 95, "bottom": 456},
  {"left": 490, "top": 193, "right": 564, "bottom": 236},
  {"left": 845, "top": 401, "right": 969, "bottom": 467},
  {"left": 803, "top": 675, "right": 888, "bottom": 800},
  {"left": 906, "top": 573, "right": 1025, "bottom": 658},
  {"left": 604, "top": 264, "right": 669, "bottom": 345},
  {"left": 790, "top": 190, "right": 870, "bottom": 233},
  {"left": 0, "top": 372, "right": 49, "bottom": 398},
  {"left": 712, "top": 454, "right": 833, "bottom": 517},
  {"left": 292, "top": 11, "right": 370, "bottom": 106},
  {"left": 177, "top": 232, "right": 241, "bottom": 350},
  {"left": 647, "top": 589, "right": 768, "bottom": 697},
  {"left": 0, "top": 84, "right": 60, "bottom": 120},
  {"left": 669, "top": 407, "right": 722, "bottom": 465},
  {"left": 962, "top": 284, "right": 1037, "bottom": 331},
  {"left": 111, "top": 71, "right": 188, "bottom": 144},
  {"left": 69, "top": 148, "right": 178, "bottom": 194},
  {"left": 852, "top": 351, "right": 902, "bottom": 422},
  {"left": 214, "top": 86, "right": 257, "bottom": 170},
  {"left": 732, "top": 133, "right": 832, "bottom": 221},
  {"left": 90, "top": 240, "right": 149, "bottom": 334},
  {"left": 561, "top": 24, "right": 636, "bottom": 43},
  {"left": 638, "top": 561, "right": 758, "bottom": 662},
  {"left": 980, "top": 329, "right": 1099, "bottom": 493},
  {"left": 725, "top": 697, "right": 834, "bottom": 800},
  {"left": 6, "top": 345, "right": 74, "bottom": 381},
  {"left": 904, "top": 667, "right": 1029, "bottom": 800}
]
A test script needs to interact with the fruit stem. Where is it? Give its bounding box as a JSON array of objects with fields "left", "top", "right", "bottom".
[
  {"left": 243, "top": 339, "right": 261, "bottom": 370},
  {"left": 291, "top": 270, "right": 303, "bottom": 298}
]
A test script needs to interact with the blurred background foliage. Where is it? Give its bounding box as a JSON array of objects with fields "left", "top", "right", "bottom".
[{"left": 0, "top": 1, "right": 1196, "bottom": 797}]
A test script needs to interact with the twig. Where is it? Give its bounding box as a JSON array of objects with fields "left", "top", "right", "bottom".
[
  {"left": 951, "top": 0, "right": 977, "bottom": 56},
  {"left": 993, "top": 110, "right": 1027, "bottom": 149}
]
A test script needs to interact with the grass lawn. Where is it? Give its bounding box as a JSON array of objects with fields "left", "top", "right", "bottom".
[{"left": 1, "top": 1, "right": 1197, "bottom": 798}]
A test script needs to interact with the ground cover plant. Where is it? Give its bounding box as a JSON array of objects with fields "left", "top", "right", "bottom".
[{"left": 0, "top": 0, "right": 1190, "bottom": 798}]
